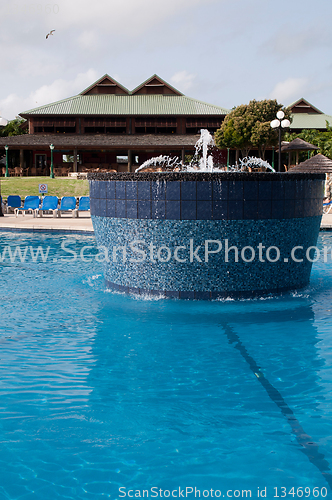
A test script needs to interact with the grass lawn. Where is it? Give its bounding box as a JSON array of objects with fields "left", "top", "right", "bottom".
[{"left": 0, "top": 176, "right": 89, "bottom": 199}]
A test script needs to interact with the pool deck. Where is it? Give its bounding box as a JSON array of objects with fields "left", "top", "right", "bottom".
[
  {"left": 0, "top": 212, "right": 94, "bottom": 233},
  {"left": 0, "top": 212, "right": 331, "bottom": 233},
  {"left": 321, "top": 214, "right": 332, "bottom": 230}
]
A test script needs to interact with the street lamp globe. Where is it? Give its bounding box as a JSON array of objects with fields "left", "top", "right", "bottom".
[
  {"left": 270, "top": 119, "right": 280, "bottom": 129},
  {"left": 281, "top": 119, "right": 291, "bottom": 128},
  {"left": 276, "top": 110, "right": 285, "bottom": 120}
]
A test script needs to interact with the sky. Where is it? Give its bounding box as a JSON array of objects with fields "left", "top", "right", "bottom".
[{"left": 1, "top": 0, "right": 332, "bottom": 120}]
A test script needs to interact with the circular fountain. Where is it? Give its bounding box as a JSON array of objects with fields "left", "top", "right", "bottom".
[{"left": 88, "top": 132, "right": 325, "bottom": 299}]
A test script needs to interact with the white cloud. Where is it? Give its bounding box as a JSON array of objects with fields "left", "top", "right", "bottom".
[
  {"left": 32, "top": 69, "right": 99, "bottom": 103},
  {"left": 60, "top": 0, "right": 212, "bottom": 35},
  {"left": 0, "top": 69, "right": 99, "bottom": 119},
  {"left": 170, "top": 71, "right": 196, "bottom": 93},
  {"left": 75, "top": 30, "right": 102, "bottom": 52},
  {"left": 263, "top": 24, "right": 332, "bottom": 59},
  {"left": 269, "top": 77, "right": 308, "bottom": 104},
  {"left": 0, "top": 0, "right": 218, "bottom": 98},
  {"left": 0, "top": 94, "right": 22, "bottom": 120},
  {"left": 1, "top": 0, "right": 332, "bottom": 119}
]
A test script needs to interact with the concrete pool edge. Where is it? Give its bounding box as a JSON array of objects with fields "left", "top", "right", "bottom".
[{"left": 0, "top": 212, "right": 94, "bottom": 234}]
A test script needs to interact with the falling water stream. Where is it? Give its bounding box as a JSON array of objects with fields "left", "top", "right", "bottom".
[{"left": 135, "top": 129, "right": 274, "bottom": 173}]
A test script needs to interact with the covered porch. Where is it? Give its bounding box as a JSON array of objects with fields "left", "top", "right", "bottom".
[{"left": 0, "top": 134, "right": 200, "bottom": 176}]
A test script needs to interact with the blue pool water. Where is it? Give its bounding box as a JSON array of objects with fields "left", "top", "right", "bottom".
[{"left": 1, "top": 231, "right": 332, "bottom": 499}]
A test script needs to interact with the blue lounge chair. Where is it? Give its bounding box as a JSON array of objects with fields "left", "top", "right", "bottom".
[
  {"left": 323, "top": 200, "right": 332, "bottom": 214},
  {"left": 15, "top": 196, "right": 40, "bottom": 217},
  {"left": 7, "top": 195, "right": 22, "bottom": 214},
  {"left": 54, "top": 196, "right": 77, "bottom": 217},
  {"left": 74, "top": 196, "right": 90, "bottom": 217},
  {"left": 35, "top": 196, "right": 59, "bottom": 217}
]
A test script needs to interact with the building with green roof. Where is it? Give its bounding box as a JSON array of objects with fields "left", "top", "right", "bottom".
[
  {"left": 288, "top": 98, "right": 332, "bottom": 132},
  {"left": 0, "top": 74, "right": 230, "bottom": 175}
]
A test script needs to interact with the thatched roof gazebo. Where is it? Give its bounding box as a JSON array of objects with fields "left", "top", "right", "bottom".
[
  {"left": 289, "top": 153, "right": 332, "bottom": 173},
  {"left": 289, "top": 153, "right": 332, "bottom": 198},
  {"left": 281, "top": 137, "right": 319, "bottom": 168}
]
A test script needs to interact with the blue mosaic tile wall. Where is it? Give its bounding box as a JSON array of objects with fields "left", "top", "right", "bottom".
[
  {"left": 89, "top": 174, "right": 324, "bottom": 298},
  {"left": 89, "top": 177, "right": 324, "bottom": 221}
]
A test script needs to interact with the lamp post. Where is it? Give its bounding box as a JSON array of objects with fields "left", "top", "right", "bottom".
[
  {"left": 0, "top": 180, "right": 3, "bottom": 216},
  {"left": 270, "top": 111, "right": 290, "bottom": 172},
  {"left": 5, "top": 145, "right": 9, "bottom": 178},
  {"left": 0, "top": 172, "right": 3, "bottom": 216},
  {"left": 50, "top": 144, "right": 54, "bottom": 178}
]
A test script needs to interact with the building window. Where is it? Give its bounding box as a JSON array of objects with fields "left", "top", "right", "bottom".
[
  {"left": 63, "top": 154, "right": 80, "bottom": 163},
  {"left": 186, "top": 118, "right": 222, "bottom": 134},
  {"left": 135, "top": 117, "right": 177, "bottom": 134},
  {"left": 116, "top": 156, "right": 128, "bottom": 164}
]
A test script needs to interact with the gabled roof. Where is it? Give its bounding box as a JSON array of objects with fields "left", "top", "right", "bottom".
[
  {"left": 19, "top": 74, "right": 230, "bottom": 117},
  {"left": 286, "top": 98, "right": 332, "bottom": 130},
  {"left": 80, "top": 74, "right": 130, "bottom": 95},
  {"left": 20, "top": 94, "right": 229, "bottom": 117},
  {"left": 131, "top": 74, "right": 183, "bottom": 96},
  {"left": 288, "top": 98, "right": 323, "bottom": 114},
  {"left": 289, "top": 113, "right": 332, "bottom": 130}
]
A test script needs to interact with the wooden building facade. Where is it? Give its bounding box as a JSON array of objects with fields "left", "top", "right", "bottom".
[{"left": 0, "top": 75, "right": 230, "bottom": 176}]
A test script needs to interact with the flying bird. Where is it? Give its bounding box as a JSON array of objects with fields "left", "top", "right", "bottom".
[{"left": 46, "top": 30, "right": 55, "bottom": 39}]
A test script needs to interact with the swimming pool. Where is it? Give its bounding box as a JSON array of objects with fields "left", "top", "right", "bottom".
[{"left": 1, "top": 230, "right": 332, "bottom": 499}]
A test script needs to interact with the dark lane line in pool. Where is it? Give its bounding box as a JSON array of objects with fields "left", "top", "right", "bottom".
[{"left": 222, "top": 323, "right": 332, "bottom": 490}]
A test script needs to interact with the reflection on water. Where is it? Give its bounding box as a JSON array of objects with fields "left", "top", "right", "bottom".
[{"left": 0, "top": 231, "right": 332, "bottom": 498}]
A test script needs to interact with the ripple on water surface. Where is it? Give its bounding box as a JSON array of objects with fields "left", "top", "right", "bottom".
[{"left": 0, "top": 231, "right": 332, "bottom": 498}]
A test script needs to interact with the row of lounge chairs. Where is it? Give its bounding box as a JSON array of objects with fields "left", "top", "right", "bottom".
[{"left": 7, "top": 195, "right": 90, "bottom": 218}]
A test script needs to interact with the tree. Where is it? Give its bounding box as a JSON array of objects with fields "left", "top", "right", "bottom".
[
  {"left": 0, "top": 118, "right": 27, "bottom": 137},
  {"left": 214, "top": 99, "right": 291, "bottom": 159},
  {"left": 284, "top": 123, "right": 332, "bottom": 162},
  {"left": 214, "top": 104, "right": 252, "bottom": 157}
]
